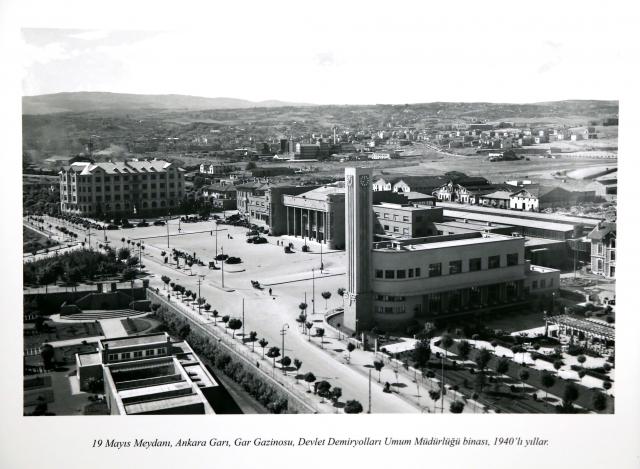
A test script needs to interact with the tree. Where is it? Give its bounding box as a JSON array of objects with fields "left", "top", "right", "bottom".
[
  {"left": 267, "top": 346, "right": 281, "bottom": 368},
  {"left": 178, "top": 324, "right": 191, "bottom": 340},
  {"left": 428, "top": 390, "right": 441, "bottom": 413},
  {"left": 204, "top": 303, "right": 211, "bottom": 312},
  {"left": 315, "top": 327, "right": 325, "bottom": 348},
  {"left": 603, "top": 381, "right": 612, "bottom": 391},
  {"left": 412, "top": 335, "right": 432, "bottom": 371},
  {"left": 303, "top": 372, "right": 316, "bottom": 392},
  {"left": 578, "top": 369, "right": 586, "bottom": 382},
  {"left": 222, "top": 315, "right": 230, "bottom": 333},
  {"left": 458, "top": 340, "right": 471, "bottom": 363},
  {"left": 541, "top": 371, "right": 556, "bottom": 400},
  {"left": 249, "top": 331, "right": 258, "bottom": 352},
  {"left": 259, "top": 338, "right": 269, "bottom": 359},
  {"left": 117, "top": 247, "right": 131, "bottom": 260},
  {"left": 331, "top": 387, "right": 342, "bottom": 404},
  {"left": 577, "top": 355, "right": 587, "bottom": 367},
  {"left": 40, "top": 344, "right": 55, "bottom": 370},
  {"left": 296, "top": 312, "right": 307, "bottom": 333},
  {"left": 227, "top": 318, "right": 242, "bottom": 338},
  {"left": 490, "top": 339, "right": 498, "bottom": 352},
  {"left": 475, "top": 348, "right": 492, "bottom": 371},
  {"left": 373, "top": 360, "right": 385, "bottom": 382},
  {"left": 293, "top": 358, "right": 303, "bottom": 381},
  {"left": 281, "top": 356, "right": 292, "bottom": 375},
  {"left": 344, "top": 400, "right": 363, "bottom": 414},
  {"left": 347, "top": 342, "right": 356, "bottom": 360},
  {"left": 321, "top": 291, "right": 332, "bottom": 309},
  {"left": 450, "top": 401, "right": 465, "bottom": 413},
  {"left": 161, "top": 275, "right": 171, "bottom": 289},
  {"left": 245, "top": 161, "right": 257, "bottom": 170},
  {"left": 211, "top": 309, "right": 219, "bottom": 323},
  {"left": 496, "top": 359, "right": 510, "bottom": 375},
  {"left": 592, "top": 391, "right": 607, "bottom": 411},
  {"left": 305, "top": 321, "right": 313, "bottom": 341},
  {"left": 337, "top": 288, "right": 346, "bottom": 306},
  {"left": 553, "top": 359, "right": 563, "bottom": 375},
  {"left": 519, "top": 369, "right": 530, "bottom": 395},
  {"left": 316, "top": 380, "right": 332, "bottom": 400},
  {"left": 563, "top": 382, "right": 580, "bottom": 408}
]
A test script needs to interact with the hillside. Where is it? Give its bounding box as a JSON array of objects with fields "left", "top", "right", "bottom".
[{"left": 22, "top": 92, "right": 314, "bottom": 115}]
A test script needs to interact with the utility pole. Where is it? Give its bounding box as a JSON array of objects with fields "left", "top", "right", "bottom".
[
  {"left": 312, "top": 267, "right": 315, "bottom": 315},
  {"left": 368, "top": 369, "right": 372, "bottom": 413},
  {"left": 320, "top": 242, "right": 323, "bottom": 272},
  {"left": 197, "top": 275, "right": 205, "bottom": 315},
  {"left": 242, "top": 298, "right": 245, "bottom": 339},
  {"left": 166, "top": 212, "right": 170, "bottom": 249},
  {"left": 280, "top": 323, "right": 289, "bottom": 374},
  {"left": 221, "top": 246, "right": 225, "bottom": 288},
  {"left": 87, "top": 224, "right": 91, "bottom": 249}
]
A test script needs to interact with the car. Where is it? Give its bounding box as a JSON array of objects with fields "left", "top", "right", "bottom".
[
  {"left": 246, "top": 230, "right": 259, "bottom": 237},
  {"left": 153, "top": 220, "right": 166, "bottom": 226},
  {"left": 137, "top": 221, "right": 149, "bottom": 227},
  {"left": 253, "top": 237, "right": 267, "bottom": 244},
  {"left": 246, "top": 238, "right": 254, "bottom": 243},
  {"left": 106, "top": 224, "right": 119, "bottom": 230}
]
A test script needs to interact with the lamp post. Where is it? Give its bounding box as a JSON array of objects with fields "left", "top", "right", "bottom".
[
  {"left": 280, "top": 323, "right": 289, "bottom": 374},
  {"left": 221, "top": 246, "right": 225, "bottom": 288},
  {"left": 312, "top": 267, "right": 316, "bottom": 315},
  {"left": 320, "top": 242, "right": 324, "bottom": 272},
  {"left": 197, "top": 275, "right": 205, "bottom": 315},
  {"left": 166, "top": 211, "right": 171, "bottom": 249}
]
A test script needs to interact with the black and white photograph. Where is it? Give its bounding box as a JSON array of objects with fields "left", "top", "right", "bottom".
[{"left": 2, "top": 0, "right": 639, "bottom": 468}]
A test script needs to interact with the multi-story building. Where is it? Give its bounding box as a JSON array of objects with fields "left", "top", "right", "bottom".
[
  {"left": 248, "top": 183, "right": 318, "bottom": 234},
  {"left": 59, "top": 160, "right": 185, "bottom": 218},
  {"left": 342, "top": 167, "right": 559, "bottom": 332},
  {"left": 373, "top": 203, "right": 442, "bottom": 239},
  {"left": 588, "top": 222, "right": 616, "bottom": 278},
  {"left": 282, "top": 186, "right": 346, "bottom": 249},
  {"left": 200, "top": 183, "right": 237, "bottom": 210},
  {"left": 76, "top": 333, "right": 217, "bottom": 415}
]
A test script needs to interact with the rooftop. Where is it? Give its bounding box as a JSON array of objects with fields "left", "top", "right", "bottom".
[
  {"left": 373, "top": 232, "right": 520, "bottom": 252},
  {"left": 444, "top": 209, "right": 576, "bottom": 232},
  {"left": 102, "top": 333, "right": 169, "bottom": 350},
  {"left": 295, "top": 186, "right": 345, "bottom": 201}
]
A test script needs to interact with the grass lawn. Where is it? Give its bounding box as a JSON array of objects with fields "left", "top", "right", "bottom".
[
  {"left": 24, "top": 321, "right": 104, "bottom": 348},
  {"left": 24, "top": 226, "right": 58, "bottom": 254},
  {"left": 121, "top": 317, "right": 155, "bottom": 335}
]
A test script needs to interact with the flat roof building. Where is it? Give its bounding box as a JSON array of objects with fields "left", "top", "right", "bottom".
[{"left": 76, "top": 333, "right": 217, "bottom": 415}]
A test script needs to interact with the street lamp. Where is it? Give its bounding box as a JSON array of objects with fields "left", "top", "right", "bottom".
[
  {"left": 197, "top": 275, "right": 206, "bottom": 315},
  {"left": 312, "top": 267, "right": 315, "bottom": 315},
  {"left": 280, "top": 323, "right": 290, "bottom": 374}
]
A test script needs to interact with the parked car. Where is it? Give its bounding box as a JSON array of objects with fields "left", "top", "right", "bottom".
[
  {"left": 153, "top": 220, "right": 166, "bottom": 226},
  {"left": 137, "top": 221, "right": 149, "bottom": 227},
  {"left": 106, "top": 224, "right": 119, "bottom": 230},
  {"left": 253, "top": 237, "right": 267, "bottom": 244}
]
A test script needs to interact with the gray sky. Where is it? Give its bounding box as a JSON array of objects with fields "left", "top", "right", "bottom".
[{"left": 20, "top": 0, "right": 624, "bottom": 104}]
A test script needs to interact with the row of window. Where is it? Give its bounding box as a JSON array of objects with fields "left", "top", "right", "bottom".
[
  {"left": 67, "top": 200, "right": 178, "bottom": 212},
  {"left": 79, "top": 192, "right": 179, "bottom": 203},
  {"left": 375, "top": 305, "right": 407, "bottom": 315},
  {"left": 375, "top": 253, "right": 519, "bottom": 280},
  {"left": 375, "top": 212, "right": 411, "bottom": 222},
  {"left": 382, "top": 225, "right": 410, "bottom": 235},
  {"left": 374, "top": 295, "right": 406, "bottom": 302},
  {"left": 107, "top": 347, "right": 167, "bottom": 361}
]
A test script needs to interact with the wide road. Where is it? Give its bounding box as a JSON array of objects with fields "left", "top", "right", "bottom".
[{"left": 39, "top": 215, "right": 424, "bottom": 413}]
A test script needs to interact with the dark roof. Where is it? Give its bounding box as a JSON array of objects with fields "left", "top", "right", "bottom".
[
  {"left": 202, "top": 184, "right": 237, "bottom": 193},
  {"left": 588, "top": 222, "right": 616, "bottom": 240}
]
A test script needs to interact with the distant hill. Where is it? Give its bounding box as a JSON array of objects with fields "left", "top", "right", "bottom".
[{"left": 22, "top": 92, "right": 314, "bottom": 115}]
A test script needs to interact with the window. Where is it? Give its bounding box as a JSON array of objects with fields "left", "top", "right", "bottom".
[
  {"left": 157, "top": 348, "right": 166, "bottom": 355},
  {"left": 376, "top": 270, "right": 383, "bottom": 278},
  {"left": 449, "top": 260, "right": 462, "bottom": 275},
  {"left": 384, "top": 225, "right": 390, "bottom": 231},
  {"left": 384, "top": 270, "right": 395, "bottom": 279},
  {"left": 393, "top": 226, "right": 399, "bottom": 233},
  {"left": 540, "top": 279, "right": 546, "bottom": 288},
  {"left": 121, "top": 352, "right": 131, "bottom": 360},
  {"left": 408, "top": 268, "right": 414, "bottom": 278},
  {"left": 145, "top": 349, "right": 155, "bottom": 356},
  {"left": 393, "top": 215, "right": 399, "bottom": 221},
  {"left": 610, "top": 239, "right": 616, "bottom": 249},
  {"left": 396, "top": 269, "right": 406, "bottom": 279},
  {"left": 383, "top": 213, "right": 389, "bottom": 219},
  {"left": 598, "top": 243, "right": 603, "bottom": 255},
  {"left": 507, "top": 253, "right": 519, "bottom": 266},
  {"left": 597, "top": 259, "right": 603, "bottom": 271},
  {"left": 108, "top": 354, "right": 117, "bottom": 361},
  {"left": 469, "top": 258, "right": 481, "bottom": 271},
  {"left": 133, "top": 351, "right": 143, "bottom": 358},
  {"left": 402, "top": 216, "right": 409, "bottom": 222},
  {"left": 610, "top": 251, "right": 615, "bottom": 261},
  {"left": 415, "top": 267, "right": 421, "bottom": 277},
  {"left": 403, "top": 228, "right": 409, "bottom": 235},
  {"left": 429, "top": 263, "right": 441, "bottom": 277},
  {"left": 488, "top": 255, "right": 501, "bottom": 269}
]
